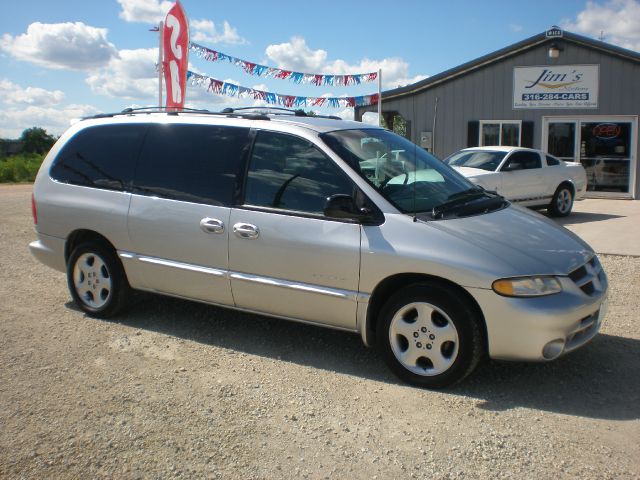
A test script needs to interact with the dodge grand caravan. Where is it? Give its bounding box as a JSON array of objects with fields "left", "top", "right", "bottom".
[{"left": 30, "top": 108, "right": 608, "bottom": 388}]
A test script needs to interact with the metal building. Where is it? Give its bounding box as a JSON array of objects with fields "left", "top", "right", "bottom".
[{"left": 355, "top": 28, "right": 640, "bottom": 199}]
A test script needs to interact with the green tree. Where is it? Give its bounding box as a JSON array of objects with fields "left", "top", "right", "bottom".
[
  {"left": 380, "top": 114, "right": 408, "bottom": 137},
  {"left": 20, "top": 127, "right": 57, "bottom": 154}
]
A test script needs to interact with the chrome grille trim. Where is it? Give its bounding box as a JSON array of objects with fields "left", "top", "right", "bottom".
[{"left": 568, "top": 256, "right": 604, "bottom": 296}]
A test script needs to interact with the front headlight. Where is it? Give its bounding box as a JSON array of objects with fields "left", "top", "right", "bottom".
[{"left": 492, "top": 276, "right": 562, "bottom": 297}]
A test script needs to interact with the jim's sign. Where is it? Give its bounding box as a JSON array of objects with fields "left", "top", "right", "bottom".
[{"left": 513, "top": 65, "right": 599, "bottom": 109}]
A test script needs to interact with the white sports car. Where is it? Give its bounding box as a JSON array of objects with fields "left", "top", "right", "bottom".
[{"left": 444, "top": 146, "right": 587, "bottom": 216}]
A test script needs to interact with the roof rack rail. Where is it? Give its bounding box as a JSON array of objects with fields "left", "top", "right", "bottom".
[
  {"left": 121, "top": 106, "right": 211, "bottom": 114},
  {"left": 81, "top": 106, "right": 271, "bottom": 121},
  {"left": 222, "top": 107, "right": 304, "bottom": 115},
  {"left": 221, "top": 107, "right": 342, "bottom": 121}
]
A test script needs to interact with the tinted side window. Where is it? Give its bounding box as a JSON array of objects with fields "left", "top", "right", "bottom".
[
  {"left": 244, "top": 131, "right": 354, "bottom": 215},
  {"left": 505, "top": 151, "right": 542, "bottom": 170},
  {"left": 50, "top": 124, "right": 145, "bottom": 191},
  {"left": 546, "top": 154, "right": 560, "bottom": 166},
  {"left": 134, "top": 124, "right": 249, "bottom": 206}
]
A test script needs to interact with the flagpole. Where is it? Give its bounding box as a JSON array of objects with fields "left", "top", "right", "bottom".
[
  {"left": 158, "top": 20, "right": 164, "bottom": 107},
  {"left": 377, "top": 69, "right": 382, "bottom": 127}
]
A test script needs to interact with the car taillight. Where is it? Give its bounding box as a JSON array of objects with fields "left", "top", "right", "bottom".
[{"left": 31, "top": 192, "right": 38, "bottom": 225}]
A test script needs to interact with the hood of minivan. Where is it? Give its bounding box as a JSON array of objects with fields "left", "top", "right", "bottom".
[{"left": 420, "top": 205, "right": 593, "bottom": 276}]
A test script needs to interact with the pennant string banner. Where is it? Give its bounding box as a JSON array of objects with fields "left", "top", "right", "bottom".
[
  {"left": 189, "top": 42, "right": 378, "bottom": 87},
  {"left": 187, "top": 71, "right": 380, "bottom": 109}
]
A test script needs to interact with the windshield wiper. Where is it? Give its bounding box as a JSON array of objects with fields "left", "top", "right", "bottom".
[
  {"left": 431, "top": 187, "right": 502, "bottom": 219},
  {"left": 445, "top": 186, "right": 486, "bottom": 202}
]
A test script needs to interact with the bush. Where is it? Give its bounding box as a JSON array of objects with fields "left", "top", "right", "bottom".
[{"left": 0, "top": 153, "right": 45, "bottom": 183}]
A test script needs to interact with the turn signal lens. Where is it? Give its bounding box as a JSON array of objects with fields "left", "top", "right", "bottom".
[{"left": 492, "top": 276, "right": 562, "bottom": 297}]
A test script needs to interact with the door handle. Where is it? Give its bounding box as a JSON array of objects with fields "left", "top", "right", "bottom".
[
  {"left": 233, "top": 222, "right": 259, "bottom": 239},
  {"left": 200, "top": 217, "right": 225, "bottom": 234}
]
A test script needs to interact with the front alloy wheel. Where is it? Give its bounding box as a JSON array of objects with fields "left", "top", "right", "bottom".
[
  {"left": 377, "top": 282, "right": 483, "bottom": 388},
  {"left": 388, "top": 302, "right": 459, "bottom": 376}
]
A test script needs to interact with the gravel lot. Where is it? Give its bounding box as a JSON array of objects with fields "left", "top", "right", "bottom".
[{"left": 1, "top": 183, "right": 639, "bottom": 479}]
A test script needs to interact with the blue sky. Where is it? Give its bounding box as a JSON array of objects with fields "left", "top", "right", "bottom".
[{"left": 1, "top": 0, "right": 638, "bottom": 138}]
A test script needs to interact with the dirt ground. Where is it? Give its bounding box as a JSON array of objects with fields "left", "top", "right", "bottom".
[{"left": 1, "top": 183, "right": 639, "bottom": 479}]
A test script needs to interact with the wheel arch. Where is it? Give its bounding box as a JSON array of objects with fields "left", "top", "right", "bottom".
[
  {"left": 362, "top": 273, "right": 488, "bottom": 352},
  {"left": 556, "top": 180, "right": 576, "bottom": 196},
  {"left": 65, "top": 229, "right": 117, "bottom": 265}
]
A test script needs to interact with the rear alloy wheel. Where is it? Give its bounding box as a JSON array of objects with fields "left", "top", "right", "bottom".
[
  {"left": 549, "top": 185, "right": 573, "bottom": 217},
  {"left": 67, "top": 242, "right": 131, "bottom": 318},
  {"left": 377, "top": 283, "right": 483, "bottom": 388}
]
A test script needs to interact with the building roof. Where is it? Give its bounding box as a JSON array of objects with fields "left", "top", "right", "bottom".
[{"left": 376, "top": 30, "right": 640, "bottom": 104}]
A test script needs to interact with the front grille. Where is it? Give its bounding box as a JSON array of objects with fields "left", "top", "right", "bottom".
[
  {"left": 568, "top": 256, "right": 605, "bottom": 296},
  {"left": 565, "top": 310, "right": 601, "bottom": 351}
]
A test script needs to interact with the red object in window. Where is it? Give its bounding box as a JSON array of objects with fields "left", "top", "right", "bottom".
[
  {"left": 592, "top": 123, "right": 621, "bottom": 139},
  {"left": 31, "top": 192, "right": 37, "bottom": 225}
]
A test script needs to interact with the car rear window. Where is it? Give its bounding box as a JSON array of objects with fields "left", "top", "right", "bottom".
[
  {"left": 546, "top": 154, "right": 561, "bottom": 166},
  {"left": 50, "top": 124, "right": 146, "bottom": 191}
]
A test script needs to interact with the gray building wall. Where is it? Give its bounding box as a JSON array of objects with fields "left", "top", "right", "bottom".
[{"left": 357, "top": 39, "right": 640, "bottom": 197}]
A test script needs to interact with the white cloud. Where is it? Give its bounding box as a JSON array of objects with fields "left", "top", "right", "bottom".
[
  {"left": 265, "top": 36, "right": 426, "bottom": 89},
  {"left": 0, "top": 80, "right": 65, "bottom": 106},
  {"left": 117, "top": 0, "right": 173, "bottom": 24},
  {"left": 117, "top": 0, "right": 247, "bottom": 43},
  {"left": 334, "top": 108, "right": 355, "bottom": 120},
  {"left": 190, "top": 19, "right": 247, "bottom": 45},
  {"left": 562, "top": 0, "right": 640, "bottom": 51},
  {"left": 361, "top": 112, "right": 380, "bottom": 125},
  {"left": 509, "top": 24, "right": 524, "bottom": 33},
  {"left": 251, "top": 83, "right": 269, "bottom": 92},
  {"left": 86, "top": 48, "right": 158, "bottom": 101},
  {"left": 326, "top": 58, "right": 427, "bottom": 90},
  {"left": 265, "top": 37, "right": 328, "bottom": 71},
  {"left": 0, "top": 22, "right": 117, "bottom": 71},
  {"left": 0, "top": 104, "right": 100, "bottom": 139}
]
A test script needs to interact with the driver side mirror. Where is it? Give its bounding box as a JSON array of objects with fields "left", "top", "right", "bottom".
[{"left": 323, "top": 194, "right": 382, "bottom": 225}]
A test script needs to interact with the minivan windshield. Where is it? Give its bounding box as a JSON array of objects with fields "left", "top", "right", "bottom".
[{"left": 322, "top": 128, "right": 490, "bottom": 214}]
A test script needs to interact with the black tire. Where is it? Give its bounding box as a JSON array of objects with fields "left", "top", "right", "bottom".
[
  {"left": 376, "top": 282, "right": 484, "bottom": 389},
  {"left": 66, "top": 241, "right": 131, "bottom": 318},
  {"left": 548, "top": 184, "right": 574, "bottom": 217}
]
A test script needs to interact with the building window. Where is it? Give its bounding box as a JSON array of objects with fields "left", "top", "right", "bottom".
[{"left": 479, "top": 121, "right": 521, "bottom": 146}]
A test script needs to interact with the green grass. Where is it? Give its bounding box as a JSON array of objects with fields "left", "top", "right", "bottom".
[{"left": 0, "top": 154, "right": 44, "bottom": 183}]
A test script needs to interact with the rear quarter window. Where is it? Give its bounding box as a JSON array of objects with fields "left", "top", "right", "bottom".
[
  {"left": 50, "top": 124, "right": 146, "bottom": 191},
  {"left": 546, "top": 154, "right": 561, "bottom": 166}
]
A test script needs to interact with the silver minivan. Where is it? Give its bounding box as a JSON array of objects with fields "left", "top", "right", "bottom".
[{"left": 30, "top": 108, "right": 608, "bottom": 388}]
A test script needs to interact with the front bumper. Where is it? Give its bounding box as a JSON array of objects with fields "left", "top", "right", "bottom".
[{"left": 468, "top": 275, "right": 608, "bottom": 361}]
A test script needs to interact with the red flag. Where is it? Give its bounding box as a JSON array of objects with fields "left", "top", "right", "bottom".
[{"left": 163, "top": 1, "right": 189, "bottom": 110}]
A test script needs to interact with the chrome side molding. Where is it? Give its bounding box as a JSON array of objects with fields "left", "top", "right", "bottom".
[{"left": 118, "top": 251, "right": 370, "bottom": 302}]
